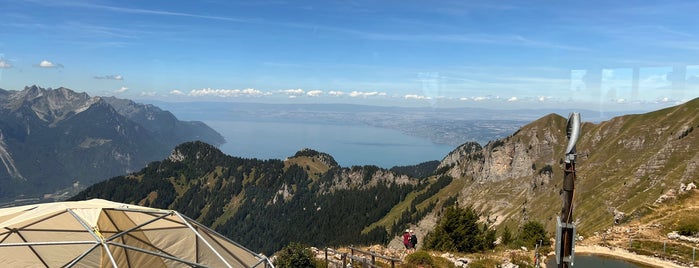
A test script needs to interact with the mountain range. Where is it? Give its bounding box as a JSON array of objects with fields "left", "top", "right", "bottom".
[
  {"left": 0, "top": 86, "right": 224, "bottom": 202},
  {"left": 70, "top": 97, "right": 699, "bottom": 256}
]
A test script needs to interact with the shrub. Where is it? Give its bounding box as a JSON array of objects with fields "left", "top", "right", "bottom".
[
  {"left": 677, "top": 222, "right": 699, "bottom": 236},
  {"left": 424, "top": 205, "right": 496, "bottom": 253},
  {"left": 274, "top": 242, "right": 316, "bottom": 268},
  {"left": 516, "top": 221, "right": 549, "bottom": 248},
  {"left": 501, "top": 225, "right": 513, "bottom": 246},
  {"left": 405, "top": 251, "right": 434, "bottom": 267}
]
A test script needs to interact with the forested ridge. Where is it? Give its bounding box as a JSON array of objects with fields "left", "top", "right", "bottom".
[{"left": 71, "top": 141, "right": 431, "bottom": 255}]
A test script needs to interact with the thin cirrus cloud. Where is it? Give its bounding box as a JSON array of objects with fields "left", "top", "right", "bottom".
[
  {"left": 95, "top": 75, "right": 123, "bottom": 80},
  {"left": 55, "top": 1, "right": 583, "bottom": 52},
  {"left": 35, "top": 60, "right": 63, "bottom": 68}
]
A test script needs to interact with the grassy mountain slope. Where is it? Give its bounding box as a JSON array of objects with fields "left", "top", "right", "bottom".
[{"left": 436, "top": 98, "right": 699, "bottom": 238}]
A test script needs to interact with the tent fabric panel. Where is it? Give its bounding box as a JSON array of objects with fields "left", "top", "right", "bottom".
[
  {"left": 138, "top": 228, "right": 197, "bottom": 263},
  {"left": 99, "top": 209, "right": 180, "bottom": 237},
  {"left": 100, "top": 210, "right": 137, "bottom": 236},
  {"left": 21, "top": 211, "right": 91, "bottom": 233},
  {"left": 0, "top": 245, "right": 45, "bottom": 268},
  {"left": 1, "top": 232, "right": 26, "bottom": 243},
  {"left": 18, "top": 229, "right": 94, "bottom": 243},
  {"left": 71, "top": 208, "right": 103, "bottom": 227},
  {"left": 96, "top": 209, "right": 120, "bottom": 235},
  {"left": 200, "top": 228, "right": 262, "bottom": 267},
  {"left": 115, "top": 210, "right": 184, "bottom": 230},
  {"left": 0, "top": 202, "right": 82, "bottom": 228},
  {"left": 0, "top": 206, "right": 37, "bottom": 226},
  {"left": 108, "top": 243, "right": 169, "bottom": 268},
  {"left": 66, "top": 246, "right": 103, "bottom": 268},
  {"left": 27, "top": 244, "right": 96, "bottom": 268},
  {"left": 196, "top": 234, "right": 230, "bottom": 268}
]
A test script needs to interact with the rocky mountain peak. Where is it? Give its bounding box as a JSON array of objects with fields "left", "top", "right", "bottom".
[
  {"left": 4, "top": 86, "right": 97, "bottom": 125},
  {"left": 292, "top": 148, "right": 340, "bottom": 168}
]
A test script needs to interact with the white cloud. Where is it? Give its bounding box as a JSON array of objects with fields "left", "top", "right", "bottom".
[
  {"left": 170, "top": 90, "right": 184, "bottom": 95},
  {"left": 189, "top": 88, "right": 267, "bottom": 97},
  {"left": 507, "top": 97, "right": 518, "bottom": 102},
  {"left": 349, "top": 91, "right": 386, "bottom": 98},
  {"left": 95, "top": 75, "right": 123, "bottom": 80},
  {"left": 306, "top": 90, "right": 323, "bottom": 97},
  {"left": 36, "top": 60, "right": 63, "bottom": 68},
  {"left": 0, "top": 59, "right": 11, "bottom": 69},
  {"left": 404, "top": 94, "right": 432, "bottom": 100},
  {"left": 459, "top": 97, "right": 469, "bottom": 101},
  {"left": 328, "top": 91, "right": 345, "bottom": 96},
  {"left": 140, "top": 91, "right": 157, "bottom": 97},
  {"left": 278, "top": 89, "right": 305, "bottom": 96},
  {"left": 473, "top": 96, "right": 488, "bottom": 101},
  {"left": 116, "top": 86, "right": 128, "bottom": 93}
]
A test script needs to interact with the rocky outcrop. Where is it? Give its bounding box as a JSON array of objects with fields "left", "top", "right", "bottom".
[{"left": 444, "top": 114, "right": 565, "bottom": 184}]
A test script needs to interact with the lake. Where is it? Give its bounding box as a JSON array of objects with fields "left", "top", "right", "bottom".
[
  {"left": 204, "top": 120, "right": 456, "bottom": 168},
  {"left": 546, "top": 254, "right": 653, "bottom": 268}
]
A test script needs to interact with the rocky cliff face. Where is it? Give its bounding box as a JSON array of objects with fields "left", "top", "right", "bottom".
[{"left": 445, "top": 114, "right": 565, "bottom": 184}]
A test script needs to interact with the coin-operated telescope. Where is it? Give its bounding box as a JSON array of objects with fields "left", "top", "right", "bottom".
[{"left": 556, "top": 112, "right": 581, "bottom": 268}]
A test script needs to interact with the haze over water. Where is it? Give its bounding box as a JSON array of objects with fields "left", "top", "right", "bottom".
[{"left": 206, "top": 120, "right": 454, "bottom": 168}]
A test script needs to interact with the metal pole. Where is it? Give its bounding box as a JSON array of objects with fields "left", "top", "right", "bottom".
[{"left": 557, "top": 112, "right": 581, "bottom": 268}]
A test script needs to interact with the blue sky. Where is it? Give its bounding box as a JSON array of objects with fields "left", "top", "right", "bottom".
[{"left": 1, "top": 0, "right": 698, "bottom": 110}]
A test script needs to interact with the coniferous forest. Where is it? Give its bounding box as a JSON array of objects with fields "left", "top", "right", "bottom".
[{"left": 71, "top": 141, "right": 422, "bottom": 255}]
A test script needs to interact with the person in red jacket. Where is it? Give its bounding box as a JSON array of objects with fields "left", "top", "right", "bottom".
[{"left": 403, "top": 229, "right": 412, "bottom": 252}]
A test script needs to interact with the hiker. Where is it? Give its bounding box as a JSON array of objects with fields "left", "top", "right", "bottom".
[
  {"left": 410, "top": 230, "right": 418, "bottom": 252},
  {"left": 403, "top": 229, "right": 412, "bottom": 251}
]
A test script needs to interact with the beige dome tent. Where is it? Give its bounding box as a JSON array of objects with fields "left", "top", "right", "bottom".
[{"left": 0, "top": 199, "right": 273, "bottom": 267}]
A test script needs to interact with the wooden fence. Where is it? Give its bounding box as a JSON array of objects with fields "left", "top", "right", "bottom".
[{"left": 324, "top": 247, "right": 402, "bottom": 268}]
